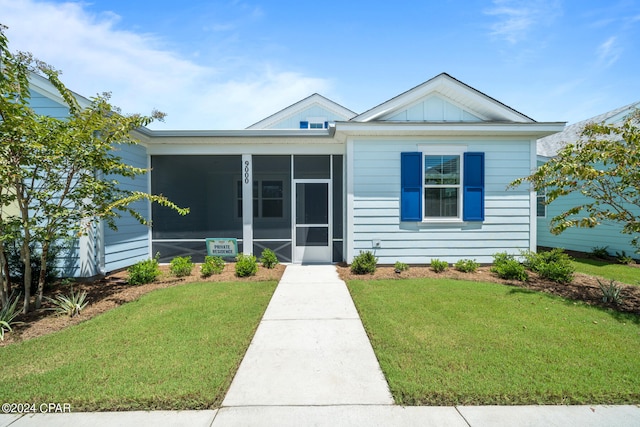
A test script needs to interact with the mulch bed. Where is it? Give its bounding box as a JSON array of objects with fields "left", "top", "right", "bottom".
[{"left": 2, "top": 253, "right": 639, "bottom": 347}]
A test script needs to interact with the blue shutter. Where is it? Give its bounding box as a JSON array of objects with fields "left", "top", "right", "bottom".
[
  {"left": 300, "top": 121, "right": 309, "bottom": 129},
  {"left": 463, "top": 152, "right": 485, "bottom": 221},
  {"left": 324, "top": 121, "right": 329, "bottom": 129},
  {"left": 401, "top": 152, "right": 422, "bottom": 221}
]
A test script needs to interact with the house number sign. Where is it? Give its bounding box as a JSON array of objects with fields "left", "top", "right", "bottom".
[{"left": 244, "top": 160, "right": 250, "bottom": 184}]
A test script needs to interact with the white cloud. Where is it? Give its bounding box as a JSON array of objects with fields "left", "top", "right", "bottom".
[
  {"left": 597, "top": 36, "right": 622, "bottom": 68},
  {"left": 485, "top": 0, "right": 561, "bottom": 44},
  {"left": 0, "top": 0, "right": 331, "bottom": 129}
]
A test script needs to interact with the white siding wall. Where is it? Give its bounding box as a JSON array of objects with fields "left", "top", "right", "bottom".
[
  {"left": 103, "top": 144, "right": 151, "bottom": 272},
  {"left": 351, "top": 138, "right": 532, "bottom": 264}
]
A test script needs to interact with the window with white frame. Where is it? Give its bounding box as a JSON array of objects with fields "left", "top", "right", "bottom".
[
  {"left": 401, "top": 148, "right": 484, "bottom": 223},
  {"left": 424, "top": 154, "right": 461, "bottom": 218},
  {"left": 536, "top": 190, "right": 546, "bottom": 218}
]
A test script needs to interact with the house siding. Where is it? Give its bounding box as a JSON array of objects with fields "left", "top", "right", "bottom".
[
  {"left": 352, "top": 139, "right": 532, "bottom": 264},
  {"left": 538, "top": 191, "right": 638, "bottom": 257},
  {"left": 103, "top": 143, "right": 150, "bottom": 272},
  {"left": 267, "top": 105, "right": 347, "bottom": 129},
  {"left": 28, "top": 89, "right": 70, "bottom": 119}
]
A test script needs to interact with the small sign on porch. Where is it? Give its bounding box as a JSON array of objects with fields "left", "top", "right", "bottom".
[{"left": 205, "top": 238, "right": 238, "bottom": 257}]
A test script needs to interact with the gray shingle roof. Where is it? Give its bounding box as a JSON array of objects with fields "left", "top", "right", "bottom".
[{"left": 537, "top": 101, "right": 640, "bottom": 157}]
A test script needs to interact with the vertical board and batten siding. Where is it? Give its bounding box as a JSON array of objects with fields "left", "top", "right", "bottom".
[
  {"left": 538, "top": 191, "right": 638, "bottom": 257},
  {"left": 352, "top": 139, "right": 532, "bottom": 264},
  {"left": 103, "top": 143, "right": 151, "bottom": 272},
  {"left": 267, "top": 105, "right": 345, "bottom": 129}
]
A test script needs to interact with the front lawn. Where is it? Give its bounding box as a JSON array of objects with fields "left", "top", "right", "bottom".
[
  {"left": 572, "top": 258, "right": 640, "bottom": 285},
  {"left": 348, "top": 278, "right": 640, "bottom": 406},
  {"left": 0, "top": 281, "right": 277, "bottom": 411}
]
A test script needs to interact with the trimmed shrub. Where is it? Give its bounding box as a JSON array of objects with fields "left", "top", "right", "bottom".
[
  {"left": 491, "top": 252, "right": 528, "bottom": 281},
  {"left": 521, "top": 249, "right": 574, "bottom": 283},
  {"left": 394, "top": 261, "right": 409, "bottom": 272},
  {"left": 430, "top": 259, "right": 448, "bottom": 273},
  {"left": 235, "top": 254, "right": 258, "bottom": 277},
  {"left": 169, "top": 256, "right": 194, "bottom": 277},
  {"left": 351, "top": 251, "right": 378, "bottom": 275},
  {"left": 260, "top": 248, "right": 279, "bottom": 269},
  {"left": 454, "top": 258, "right": 479, "bottom": 273},
  {"left": 201, "top": 256, "right": 225, "bottom": 277},
  {"left": 127, "top": 255, "right": 160, "bottom": 285}
]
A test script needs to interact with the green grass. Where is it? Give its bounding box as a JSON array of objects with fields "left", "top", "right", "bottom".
[
  {"left": 348, "top": 278, "right": 640, "bottom": 406},
  {"left": 0, "top": 281, "right": 277, "bottom": 411},
  {"left": 572, "top": 258, "right": 640, "bottom": 285}
]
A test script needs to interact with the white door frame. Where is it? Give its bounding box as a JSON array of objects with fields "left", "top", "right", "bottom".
[{"left": 292, "top": 179, "right": 332, "bottom": 263}]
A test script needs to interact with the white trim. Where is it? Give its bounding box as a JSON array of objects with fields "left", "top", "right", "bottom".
[
  {"left": 146, "top": 153, "right": 153, "bottom": 260},
  {"left": 529, "top": 139, "right": 537, "bottom": 252},
  {"left": 147, "top": 142, "right": 344, "bottom": 156},
  {"left": 345, "top": 138, "right": 355, "bottom": 263},
  {"left": 242, "top": 154, "right": 253, "bottom": 255},
  {"left": 420, "top": 145, "right": 467, "bottom": 223}
]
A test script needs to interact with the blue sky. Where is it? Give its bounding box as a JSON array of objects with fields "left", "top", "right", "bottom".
[{"left": 1, "top": 0, "right": 639, "bottom": 129}]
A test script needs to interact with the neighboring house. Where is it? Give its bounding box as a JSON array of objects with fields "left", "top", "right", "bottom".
[
  {"left": 28, "top": 72, "right": 564, "bottom": 275},
  {"left": 536, "top": 101, "right": 640, "bottom": 257},
  {"left": 27, "top": 73, "right": 151, "bottom": 277}
]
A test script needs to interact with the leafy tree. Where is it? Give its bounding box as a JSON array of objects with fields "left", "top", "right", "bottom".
[
  {"left": 511, "top": 109, "right": 640, "bottom": 252},
  {"left": 0, "top": 25, "right": 189, "bottom": 312}
]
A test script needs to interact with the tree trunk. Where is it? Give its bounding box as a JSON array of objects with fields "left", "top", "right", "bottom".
[
  {"left": 21, "top": 234, "right": 31, "bottom": 314},
  {"left": 34, "top": 242, "right": 49, "bottom": 309},
  {"left": 0, "top": 241, "right": 8, "bottom": 308}
]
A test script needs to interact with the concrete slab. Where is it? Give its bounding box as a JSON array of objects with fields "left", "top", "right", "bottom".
[
  {"left": 277, "top": 264, "right": 342, "bottom": 284},
  {"left": 10, "top": 410, "right": 217, "bottom": 427},
  {"left": 213, "top": 405, "right": 467, "bottom": 427},
  {"left": 222, "top": 319, "right": 393, "bottom": 406},
  {"left": 458, "top": 405, "right": 640, "bottom": 427},
  {"left": 262, "top": 280, "right": 359, "bottom": 320},
  {"left": 0, "top": 414, "right": 21, "bottom": 427}
]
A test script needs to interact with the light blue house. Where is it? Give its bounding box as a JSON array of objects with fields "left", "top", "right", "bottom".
[
  {"left": 536, "top": 101, "right": 640, "bottom": 257},
  {"left": 28, "top": 73, "right": 564, "bottom": 275}
]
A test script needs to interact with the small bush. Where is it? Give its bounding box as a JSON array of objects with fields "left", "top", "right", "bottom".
[
  {"left": 0, "top": 292, "right": 22, "bottom": 341},
  {"left": 235, "top": 253, "right": 258, "bottom": 277},
  {"left": 201, "top": 256, "right": 225, "bottom": 277},
  {"left": 491, "top": 252, "right": 528, "bottom": 281},
  {"left": 260, "top": 248, "right": 279, "bottom": 269},
  {"left": 598, "top": 279, "right": 624, "bottom": 304},
  {"left": 590, "top": 246, "right": 610, "bottom": 259},
  {"left": 394, "top": 261, "right": 409, "bottom": 272},
  {"left": 454, "top": 259, "right": 479, "bottom": 273},
  {"left": 430, "top": 259, "right": 448, "bottom": 273},
  {"left": 351, "top": 251, "right": 378, "bottom": 275},
  {"left": 615, "top": 251, "right": 635, "bottom": 265},
  {"left": 521, "top": 249, "right": 574, "bottom": 283},
  {"left": 45, "top": 287, "right": 88, "bottom": 317},
  {"left": 128, "top": 255, "right": 160, "bottom": 285},
  {"left": 170, "top": 256, "right": 194, "bottom": 277}
]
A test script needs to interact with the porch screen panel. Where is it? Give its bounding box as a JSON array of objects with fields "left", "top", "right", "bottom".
[
  {"left": 252, "top": 155, "right": 292, "bottom": 262},
  {"left": 332, "top": 155, "right": 343, "bottom": 262},
  {"left": 151, "top": 155, "right": 242, "bottom": 261}
]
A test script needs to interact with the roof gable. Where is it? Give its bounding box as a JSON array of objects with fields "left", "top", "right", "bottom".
[
  {"left": 246, "top": 93, "right": 356, "bottom": 129},
  {"left": 352, "top": 73, "right": 534, "bottom": 123}
]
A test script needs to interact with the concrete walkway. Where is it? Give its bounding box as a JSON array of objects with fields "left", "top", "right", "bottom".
[{"left": 2, "top": 265, "right": 639, "bottom": 426}]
